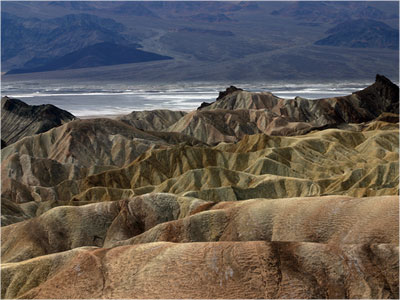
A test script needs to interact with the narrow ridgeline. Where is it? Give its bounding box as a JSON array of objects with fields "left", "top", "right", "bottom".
[
  {"left": 1, "top": 96, "right": 76, "bottom": 146},
  {"left": 1, "top": 75, "right": 399, "bottom": 299}
]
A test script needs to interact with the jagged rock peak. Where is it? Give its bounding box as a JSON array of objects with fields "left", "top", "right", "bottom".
[
  {"left": 376, "top": 74, "right": 398, "bottom": 87},
  {"left": 1, "top": 96, "right": 76, "bottom": 120},
  {"left": 354, "top": 74, "right": 399, "bottom": 115},
  {"left": 1, "top": 97, "right": 76, "bottom": 145},
  {"left": 216, "top": 85, "right": 243, "bottom": 100},
  {"left": 197, "top": 102, "right": 212, "bottom": 110},
  {"left": 374, "top": 74, "right": 399, "bottom": 101}
]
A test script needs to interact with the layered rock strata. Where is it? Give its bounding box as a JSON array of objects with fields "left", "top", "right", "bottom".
[
  {"left": 167, "top": 74, "right": 399, "bottom": 144},
  {"left": 2, "top": 241, "right": 398, "bottom": 299},
  {"left": 3, "top": 121, "right": 395, "bottom": 210},
  {"left": 117, "top": 109, "right": 187, "bottom": 131},
  {"left": 1, "top": 76, "right": 399, "bottom": 299}
]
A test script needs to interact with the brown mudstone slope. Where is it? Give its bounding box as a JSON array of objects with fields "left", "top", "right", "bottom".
[
  {"left": 1, "top": 76, "right": 399, "bottom": 299},
  {"left": 1, "top": 194, "right": 397, "bottom": 264},
  {"left": 117, "top": 109, "right": 187, "bottom": 131},
  {"left": 1, "top": 194, "right": 399, "bottom": 298},
  {"left": 2, "top": 241, "right": 398, "bottom": 299}
]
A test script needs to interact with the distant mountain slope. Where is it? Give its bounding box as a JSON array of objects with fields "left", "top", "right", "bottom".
[
  {"left": 47, "top": 1, "right": 95, "bottom": 11},
  {"left": 179, "top": 27, "right": 234, "bottom": 37},
  {"left": 1, "top": 97, "right": 76, "bottom": 145},
  {"left": 47, "top": 1, "right": 159, "bottom": 17},
  {"left": 2, "top": 12, "right": 129, "bottom": 70},
  {"left": 1, "top": 1, "right": 399, "bottom": 80},
  {"left": 111, "top": 2, "right": 160, "bottom": 17},
  {"left": 141, "top": 1, "right": 260, "bottom": 16},
  {"left": 315, "top": 19, "right": 399, "bottom": 49},
  {"left": 6, "top": 42, "right": 173, "bottom": 74},
  {"left": 183, "top": 13, "right": 233, "bottom": 23},
  {"left": 271, "top": 1, "right": 394, "bottom": 23}
]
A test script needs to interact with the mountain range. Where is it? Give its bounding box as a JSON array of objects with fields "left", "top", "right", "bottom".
[
  {"left": 6, "top": 42, "right": 172, "bottom": 74},
  {"left": 2, "top": 1, "right": 399, "bottom": 82},
  {"left": 315, "top": 18, "right": 399, "bottom": 49}
]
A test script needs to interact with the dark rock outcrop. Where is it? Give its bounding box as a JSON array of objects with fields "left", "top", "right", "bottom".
[
  {"left": 354, "top": 74, "right": 399, "bottom": 114},
  {"left": 216, "top": 85, "right": 243, "bottom": 101},
  {"left": 1, "top": 97, "right": 76, "bottom": 145},
  {"left": 197, "top": 101, "right": 212, "bottom": 110}
]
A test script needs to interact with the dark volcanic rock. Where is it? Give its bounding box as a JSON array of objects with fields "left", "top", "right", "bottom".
[
  {"left": 1, "top": 97, "right": 76, "bottom": 145},
  {"left": 197, "top": 101, "right": 212, "bottom": 110},
  {"left": 216, "top": 85, "right": 243, "bottom": 101},
  {"left": 355, "top": 74, "right": 400, "bottom": 115}
]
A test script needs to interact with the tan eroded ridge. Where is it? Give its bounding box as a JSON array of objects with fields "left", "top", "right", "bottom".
[
  {"left": 1, "top": 121, "right": 398, "bottom": 216},
  {"left": 2, "top": 194, "right": 397, "bottom": 265},
  {"left": 2, "top": 241, "right": 398, "bottom": 299}
]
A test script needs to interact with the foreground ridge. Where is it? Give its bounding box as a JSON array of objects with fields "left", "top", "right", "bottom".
[{"left": 2, "top": 241, "right": 398, "bottom": 299}]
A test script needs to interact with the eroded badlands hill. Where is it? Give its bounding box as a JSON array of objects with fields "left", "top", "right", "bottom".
[
  {"left": 3, "top": 241, "right": 398, "bottom": 299},
  {"left": 2, "top": 194, "right": 397, "bottom": 264},
  {"left": 117, "top": 109, "right": 187, "bottom": 131},
  {"left": 1, "top": 76, "right": 399, "bottom": 299},
  {"left": 168, "top": 74, "right": 399, "bottom": 144},
  {"left": 2, "top": 120, "right": 397, "bottom": 216}
]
